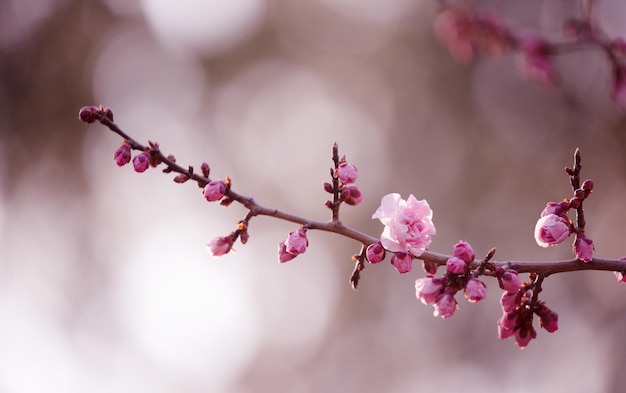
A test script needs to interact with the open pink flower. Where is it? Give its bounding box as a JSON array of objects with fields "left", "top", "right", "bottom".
[
  {"left": 415, "top": 276, "right": 444, "bottom": 305},
  {"left": 372, "top": 193, "right": 436, "bottom": 257},
  {"left": 534, "top": 214, "right": 570, "bottom": 247}
]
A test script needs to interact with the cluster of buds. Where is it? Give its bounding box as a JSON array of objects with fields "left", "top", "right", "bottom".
[
  {"left": 434, "top": 6, "right": 555, "bottom": 86},
  {"left": 414, "top": 241, "right": 486, "bottom": 319},
  {"left": 323, "top": 149, "right": 363, "bottom": 208},
  {"left": 533, "top": 157, "right": 594, "bottom": 262},
  {"left": 496, "top": 269, "right": 558, "bottom": 348}
]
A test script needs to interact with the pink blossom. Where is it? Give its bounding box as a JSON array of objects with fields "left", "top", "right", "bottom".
[
  {"left": 415, "top": 276, "right": 443, "bottom": 305},
  {"left": 114, "top": 143, "right": 132, "bottom": 167},
  {"left": 335, "top": 162, "right": 358, "bottom": 184},
  {"left": 203, "top": 180, "right": 227, "bottom": 202},
  {"left": 206, "top": 236, "right": 234, "bottom": 257},
  {"left": 500, "top": 291, "right": 518, "bottom": 313},
  {"left": 534, "top": 213, "right": 570, "bottom": 247},
  {"left": 498, "top": 269, "right": 522, "bottom": 292},
  {"left": 498, "top": 312, "right": 518, "bottom": 335},
  {"left": 341, "top": 186, "right": 363, "bottom": 206},
  {"left": 615, "top": 271, "right": 626, "bottom": 283},
  {"left": 516, "top": 32, "right": 555, "bottom": 86},
  {"left": 133, "top": 152, "right": 150, "bottom": 173},
  {"left": 372, "top": 193, "right": 436, "bottom": 257},
  {"left": 573, "top": 233, "right": 594, "bottom": 262},
  {"left": 391, "top": 252, "right": 413, "bottom": 274},
  {"left": 452, "top": 241, "right": 474, "bottom": 264},
  {"left": 285, "top": 228, "right": 308, "bottom": 256},
  {"left": 366, "top": 242, "right": 385, "bottom": 264},
  {"left": 278, "top": 242, "right": 297, "bottom": 263},
  {"left": 433, "top": 291, "right": 457, "bottom": 319},
  {"left": 464, "top": 277, "right": 486, "bottom": 303}
]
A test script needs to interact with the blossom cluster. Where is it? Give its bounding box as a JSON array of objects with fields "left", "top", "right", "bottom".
[
  {"left": 434, "top": 4, "right": 626, "bottom": 110},
  {"left": 414, "top": 241, "right": 486, "bottom": 319},
  {"left": 533, "top": 178, "right": 594, "bottom": 262},
  {"left": 496, "top": 269, "right": 558, "bottom": 348}
]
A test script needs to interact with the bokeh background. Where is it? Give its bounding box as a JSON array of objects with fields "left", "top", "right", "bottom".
[{"left": 2, "top": 0, "right": 626, "bottom": 391}]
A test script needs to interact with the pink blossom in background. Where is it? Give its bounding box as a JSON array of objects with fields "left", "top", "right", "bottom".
[
  {"left": 372, "top": 193, "right": 436, "bottom": 257},
  {"left": 206, "top": 235, "right": 234, "bottom": 257},
  {"left": 114, "top": 143, "right": 131, "bottom": 166},
  {"left": 464, "top": 277, "right": 486, "bottom": 303},
  {"left": 335, "top": 162, "right": 358, "bottom": 184},
  {"left": 573, "top": 233, "right": 594, "bottom": 262},
  {"left": 132, "top": 152, "right": 150, "bottom": 173},
  {"left": 534, "top": 213, "right": 570, "bottom": 247},
  {"left": 203, "top": 180, "right": 227, "bottom": 202},
  {"left": 415, "top": 276, "right": 443, "bottom": 305},
  {"left": 390, "top": 252, "right": 413, "bottom": 274},
  {"left": 516, "top": 32, "right": 555, "bottom": 86},
  {"left": 365, "top": 242, "right": 385, "bottom": 264}
]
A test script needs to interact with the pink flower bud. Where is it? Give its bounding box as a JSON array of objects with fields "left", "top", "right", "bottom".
[
  {"left": 446, "top": 256, "right": 466, "bottom": 274},
  {"left": 498, "top": 311, "right": 518, "bottom": 333},
  {"left": 278, "top": 242, "right": 297, "bottom": 263},
  {"left": 615, "top": 271, "right": 626, "bottom": 283},
  {"left": 200, "top": 162, "right": 210, "bottom": 178},
  {"left": 540, "top": 201, "right": 569, "bottom": 217},
  {"left": 498, "top": 269, "right": 522, "bottom": 292},
  {"left": 452, "top": 241, "right": 474, "bottom": 264},
  {"left": 78, "top": 106, "right": 100, "bottom": 123},
  {"left": 335, "top": 162, "right": 358, "bottom": 184},
  {"left": 573, "top": 233, "right": 594, "bottom": 262},
  {"left": 433, "top": 291, "right": 457, "bottom": 319},
  {"left": 206, "top": 235, "right": 234, "bottom": 257},
  {"left": 114, "top": 144, "right": 132, "bottom": 167},
  {"left": 464, "top": 277, "right": 486, "bottom": 303},
  {"left": 341, "top": 186, "right": 363, "bottom": 206},
  {"left": 366, "top": 242, "right": 385, "bottom": 264},
  {"left": 415, "top": 276, "right": 444, "bottom": 305},
  {"left": 536, "top": 305, "right": 558, "bottom": 333},
  {"left": 500, "top": 291, "right": 518, "bottom": 313},
  {"left": 203, "top": 180, "right": 227, "bottom": 202},
  {"left": 534, "top": 214, "right": 570, "bottom": 247},
  {"left": 391, "top": 252, "right": 413, "bottom": 274},
  {"left": 514, "top": 325, "right": 536, "bottom": 349},
  {"left": 133, "top": 152, "right": 150, "bottom": 173},
  {"left": 285, "top": 228, "right": 308, "bottom": 256}
]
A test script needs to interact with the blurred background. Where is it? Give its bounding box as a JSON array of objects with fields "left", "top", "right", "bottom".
[{"left": 2, "top": 0, "right": 626, "bottom": 391}]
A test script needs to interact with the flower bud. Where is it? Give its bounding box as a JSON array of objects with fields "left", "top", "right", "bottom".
[
  {"left": 415, "top": 276, "right": 444, "bottom": 305},
  {"left": 206, "top": 235, "right": 234, "bottom": 257},
  {"left": 497, "top": 269, "right": 522, "bottom": 292},
  {"left": 285, "top": 228, "right": 308, "bottom": 256},
  {"left": 203, "top": 180, "right": 227, "bottom": 202},
  {"left": 500, "top": 291, "right": 518, "bottom": 313},
  {"left": 391, "top": 252, "right": 413, "bottom": 274},
  {"left": 452, "top": 241, "right": 474, "bottom": 264},
  {"left": 335, "top": 162, "right": 358, "bottom": 184},
  {"left": 573, "top": 233, "right": 594, "bottom": 262},
  {"left": 536, "top": 304, "right": 558, "bottom": 333},
  {"left": 433, "top": 290, "right": 457, "bottom": 319},
  {"left": 534, "top": 214, "right": 570, "bottom": 247},
  {"left": 78, "top": 106, "right": 100, "bottom": 123},
  {"left": 366, "top": 242, "right": 385, "bottom": 264},
  {"left": 200, "top": 162, "right": 210, "bottom": 178},
  {"left": 278, "top": 242, "right": 297, "bottom": 263},
  {"left": 446, "top": 256, "right": 466, "bottom": 274},
  {"left": 464, "top": 277, "right": 486, "bottom": 303},
  {"left": 133, "top": 152, "right": 150, "bottom": 173},
  {"left": 341, "top": 186, "right": 363, "bottom": 206},
  {"left": 581, "top": 179, "right": 593, "bottom": 192},
  {"left": 540, "top": 201, "right": 569, "bottom": 217},
  {"left": 114, "top": 144, "right": 131, "bottom": 167}
]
